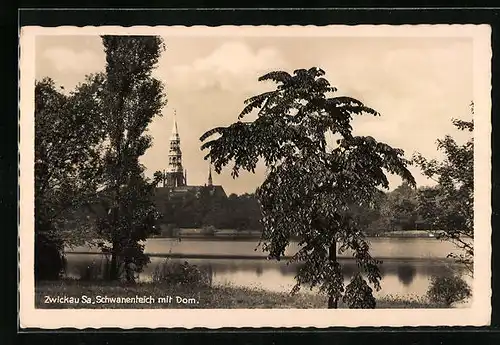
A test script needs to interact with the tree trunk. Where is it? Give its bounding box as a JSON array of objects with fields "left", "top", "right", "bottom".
[
  {"left": 328, "top": 239, "right": 339, "bottom": 309},
  {"left": 124, "top": 262, "right": 133, "bottom": 283},
  {"left": 109, "top": 241, "right": 120, "bottom": 281}
]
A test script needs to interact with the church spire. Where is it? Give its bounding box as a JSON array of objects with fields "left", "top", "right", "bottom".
[
  {"left": 170, "top": 109, "right": 179, "bottom": 139},
  {"left": 208, "top": 163, "right": 213, "bottom": 186},
  {"left": 166, "top": 109, "right": 185, "bottom": 187}
]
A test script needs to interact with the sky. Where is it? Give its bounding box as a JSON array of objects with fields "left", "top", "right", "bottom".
[{"left": 35, "top": 34, "right": 474, "bottom": 196}]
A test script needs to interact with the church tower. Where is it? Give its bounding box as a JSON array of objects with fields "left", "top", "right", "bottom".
[{"left": 166, "top": 110, "right": 186, "bottom": 187}]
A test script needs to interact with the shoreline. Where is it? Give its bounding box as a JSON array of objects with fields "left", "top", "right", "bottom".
[
  {"left": 64, "top": 251, "right": 455, "bottom": 262},
  {"left": 150, "top": 232, "right": 440, "bottom": 241}
]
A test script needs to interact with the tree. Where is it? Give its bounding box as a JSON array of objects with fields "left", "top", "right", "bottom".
[
  {"left": 413, "top": 113, "right": 474, "bottom": 276},
  {"left": 201, "top": 67, "right": 415, "bottom": 308},
  {"left": 342, "top": 274, "right": 376, "bottom": 308},
  {"left": 153, "top": 170, "right": 165, "bottom": 187},
  {"left": 416, "top": 186, "right": 443, "bottom": 230},
  {"left": 378, "top": 182, "right": 419, "bottom": 231},
  {"left": 96, "top": 35, "right": 167, "bottom": 281},
  {"left": 199, "top": 192, "right": 262, "bottom": 230},
  {"left": 35, "top": 75, "right": 105, "bottom": 280},
  {"left": 224, "top": 193, "right": 263, "bottom": 231},
  {"left": 348, "top": 189, "right": 386, "bottom": 236},
  {"left": 426, "top": 275, "right": 472, "bottom": 307}
]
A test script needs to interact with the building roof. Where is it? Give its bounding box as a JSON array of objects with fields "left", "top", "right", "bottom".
[{"left": 155, "top": 184, "right": 227, "bottom": 199}]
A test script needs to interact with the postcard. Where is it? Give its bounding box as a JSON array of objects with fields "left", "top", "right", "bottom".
[{"left": 19, "top": 24, "right": 492, "bottom": 328}]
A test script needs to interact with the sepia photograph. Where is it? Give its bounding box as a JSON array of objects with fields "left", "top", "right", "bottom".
[{"left": 19, "top": 24, "right": 491, "bottom": 328}]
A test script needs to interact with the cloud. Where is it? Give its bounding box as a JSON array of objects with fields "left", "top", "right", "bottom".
[
  {"left": 145, "top": 37, "right": 473, "bottom": 194},
  {"left": 319, "top": 39, "right": 473, "bottom": 160},
  {"left": 166, "top": 41, "right": 288, "bottom": 94},
  {"left": 42, "top": 46, "right": 104, "bottom": 74}
]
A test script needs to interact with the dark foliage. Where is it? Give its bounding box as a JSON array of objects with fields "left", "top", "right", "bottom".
[
  {"left": 426, "top": 275, "right": 472, "bottom": 307},
  {"left": 34, "top": 36, "right": 167, "bottom": 282},
  {"left": 96, "top": 35, "right": 167, "bottom": 281},
  {"left": 414, "top": 112, "right": 474, "bottom": 276},
  {"left": 34, "top": 76, "right": 105, "bottom": 280},
  {"left": 157, "top": 190, "right": 262, "bottom": 230},
  {"left": 342, "top": 274, "right": 376, "bottom": 309},
  {"left": 201, "top": 67, "right": 415, "bottom": 308},
  {"left": 152, "top": 260, "right": 211, "bottom": 287}
]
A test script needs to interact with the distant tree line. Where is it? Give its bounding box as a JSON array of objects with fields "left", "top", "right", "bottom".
[
  {"left": 155, "top": 189, "right": 262, "bottom": 230},
  {"left": 154, "top": 181, "right": 467, "bottom": 236},
  {"left": 356, "top": 182, "right": 471, "bottom": 235}
]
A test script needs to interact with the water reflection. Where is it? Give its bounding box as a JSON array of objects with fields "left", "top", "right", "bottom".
[
  {"left": 278, "top": 264, "right": 297, "bottom": 276},
  {"left": 70, "top": 237, "right": 460, "bottom": 260},
  {"left": 64, "top": 253, "right": 467, "bottom": 300},
  {"left": 255, "top": 265, "right": 263, "bottom": 276},
  {"left": 396, "top": 264, "right": 417, "bottom": 286}
]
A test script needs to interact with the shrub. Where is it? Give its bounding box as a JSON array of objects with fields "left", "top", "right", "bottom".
[
  {"left": 426, "top": 274, "right": 472, "bottom": 307},
  {"left": 151, "top": 260, "right": 211, "bottom": 288},
  {"left": 342, "top": 274, "right": 376, "bottom": 309}
]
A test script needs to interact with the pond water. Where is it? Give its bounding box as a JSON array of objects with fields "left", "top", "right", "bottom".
[
  {"left": 66, "top": 237, "right": 472, "bottom": 304},
  {"left": 70, "top": 237, "right": 459, "bottom": 259}
]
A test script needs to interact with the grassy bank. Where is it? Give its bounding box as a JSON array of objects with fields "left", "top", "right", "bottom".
[{"left": 36, "top": 280, "right": 443, "bottom": 309}]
